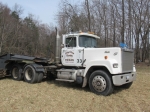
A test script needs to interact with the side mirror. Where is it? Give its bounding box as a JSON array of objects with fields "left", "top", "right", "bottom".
[{"left": 61, "top": 44, "right": 64, "bottom": 48}]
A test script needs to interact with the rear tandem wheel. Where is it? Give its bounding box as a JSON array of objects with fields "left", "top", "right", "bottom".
[
  {"left": 23, "top": 65, "right": 38, "bottom": 83},
  {"left": 11, "top": 64, "right": 23, "bottom": 81}
]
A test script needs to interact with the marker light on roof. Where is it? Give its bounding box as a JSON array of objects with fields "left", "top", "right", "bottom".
[
  {"left": 79, "top": 30, "right": 82, "bottom": 33},
  {"left": 88, "top": 31, "right": 94, "bottom": 34}
]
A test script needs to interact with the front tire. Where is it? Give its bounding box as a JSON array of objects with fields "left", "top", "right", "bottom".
[
  {"left": 89, "top": 70, "right": 114, "bottom": 96},
  {"left": 24, "top": 65, "right": 38, "bottom": 83}
]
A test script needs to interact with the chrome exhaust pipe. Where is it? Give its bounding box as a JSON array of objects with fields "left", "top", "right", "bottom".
[{"left": 55, "top": 27, "right": 61, "bottom": 64}]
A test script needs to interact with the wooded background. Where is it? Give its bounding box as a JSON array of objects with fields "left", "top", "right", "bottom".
[{"left": 0, "top": 0, "right": 150, "bottom": 63}]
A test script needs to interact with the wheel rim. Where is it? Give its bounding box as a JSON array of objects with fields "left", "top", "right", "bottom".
[
  {"left": 92, "top": 75, "right": 106, "bottom": 92},
  {"left": 12, "top": 67, "right": 19, "bottom": 79},
  {"left": 25, "top": 68, "right": 33, "bottom": 80}
]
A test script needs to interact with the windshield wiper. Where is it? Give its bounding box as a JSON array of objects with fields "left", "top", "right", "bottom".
[{"left": 66, "top": 37, "right": 73, "bottom": 47}]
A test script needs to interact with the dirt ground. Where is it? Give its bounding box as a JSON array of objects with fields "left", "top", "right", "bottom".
[{"left": 0, "top": 64, "right": 150, "bottom": 112}]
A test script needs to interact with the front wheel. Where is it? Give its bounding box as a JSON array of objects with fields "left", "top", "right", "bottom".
[{"left": 89, "top": 70, "right": 114, "bottom": 96}]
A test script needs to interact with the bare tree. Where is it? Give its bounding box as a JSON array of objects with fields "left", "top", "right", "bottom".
[
  {"left": 85, "top": 0, "right": 91, "bottom": 31},
  {"left": 121, "top": 0, "right": 125, "bottom": 43}
]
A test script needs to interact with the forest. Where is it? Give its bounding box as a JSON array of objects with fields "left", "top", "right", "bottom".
[{"left": 0, "top": 0, "right": 150, "bottom": 63}]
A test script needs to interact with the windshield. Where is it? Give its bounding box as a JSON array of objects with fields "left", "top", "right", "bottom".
[
  {"left": 66, "top": 37, "right": 76, "bottom": 47},
  {"left": 79, "top": 35, "right": 97, "bottom": 48}
]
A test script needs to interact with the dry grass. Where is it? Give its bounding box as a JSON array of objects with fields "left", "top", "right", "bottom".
[{"left": 0, "top": 64, "right": 150, "bottom": 112}]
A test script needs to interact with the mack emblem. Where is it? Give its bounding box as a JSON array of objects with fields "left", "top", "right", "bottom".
[{"left": 105, "top": 51, "right": 110, "bottom": 53}]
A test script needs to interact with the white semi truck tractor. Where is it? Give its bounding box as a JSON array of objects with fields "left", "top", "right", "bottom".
[{"left": 0, "top": 31, "right": 136, "bottom": 96}]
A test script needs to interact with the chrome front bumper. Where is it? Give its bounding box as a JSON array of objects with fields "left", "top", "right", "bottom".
[{"left": 112, "top": 72, "right": 136, "bottom": 86}]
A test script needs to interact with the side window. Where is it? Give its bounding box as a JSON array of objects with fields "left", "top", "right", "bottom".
[{"left": 66, "top": 37, "right": 76, "bottom": 47}]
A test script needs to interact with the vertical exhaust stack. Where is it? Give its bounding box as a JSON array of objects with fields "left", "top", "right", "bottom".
[{"left": 55, "top": 27, "right": 61, "bottom": 65}]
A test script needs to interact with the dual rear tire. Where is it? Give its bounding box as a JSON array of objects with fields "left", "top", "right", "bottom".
[
  {"left": 24, "top": 65, "right": 44, "bottom": 83},
  {"left": 11, "top": 64, "right": 23, "bottom": 81},
  {"left": 11, "top": 64, "right": 43, "bottom": 83}
]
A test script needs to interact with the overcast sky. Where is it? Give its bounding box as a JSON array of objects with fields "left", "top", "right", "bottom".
[{"left": 2, "top": 0, "right": 61, "bottom": 25}]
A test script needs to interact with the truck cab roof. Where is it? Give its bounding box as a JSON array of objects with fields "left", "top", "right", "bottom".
[{"left": 66, "top": 32, "right": 100, "bottom": 39}]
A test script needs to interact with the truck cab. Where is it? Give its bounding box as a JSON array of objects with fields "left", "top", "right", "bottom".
[
  {"left": 61, "top": 32, "right": 99, "bottom": 67},
  {"left": 56, "top": 31, "right": 136, "bottom": 96}
]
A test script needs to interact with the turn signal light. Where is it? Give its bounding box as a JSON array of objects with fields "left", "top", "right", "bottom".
[{"left": 104, "top": 56, "right": 108, "bottom": 59}]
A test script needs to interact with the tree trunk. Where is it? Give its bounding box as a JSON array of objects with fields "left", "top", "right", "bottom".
[
  {"left": 128, "top": 0, "right": 131, "bottom": 48},
  {"left": 121, "top": 0, "right": 125, "bottom": 43},
  {"left": 85, "top": 0, "right": 91, "bottom": 31},
  {"left": 113, "top": 8, "right": 116, "bottom": 47},
  {"left": 0, "top": 42, "right": 2, "bottom": 54}
]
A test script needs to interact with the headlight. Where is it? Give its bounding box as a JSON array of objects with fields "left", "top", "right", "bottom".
[{"left": 113, "top": 63, "right": 118, "bottom": 68}]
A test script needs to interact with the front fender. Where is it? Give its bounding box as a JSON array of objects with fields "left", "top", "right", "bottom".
[
  {"left": 83, "top": 59, "right": 121, "bottom": 77},
  {"left": 82, "top": 59, "right": 120, "bottom": 87}
]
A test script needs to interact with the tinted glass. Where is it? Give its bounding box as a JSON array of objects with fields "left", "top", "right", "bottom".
[
  {"left": 66, "top": 37, "right": 76, "bottom": 47},
  {"left": 79, "top": 35, "right": 97, "bottom": 47}
]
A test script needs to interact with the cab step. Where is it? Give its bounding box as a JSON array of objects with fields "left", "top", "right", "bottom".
[{"left": 55, "top": 79, "right": 74, "bottom": 82}]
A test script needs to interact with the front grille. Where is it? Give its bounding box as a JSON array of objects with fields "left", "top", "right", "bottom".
[{"left": 121, "top": 49, "right": 134, "bottom": 73}]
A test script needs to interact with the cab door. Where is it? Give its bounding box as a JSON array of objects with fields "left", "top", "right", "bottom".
[{"left": 61, "top": 36, "right": 83, "bottom": 67}]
